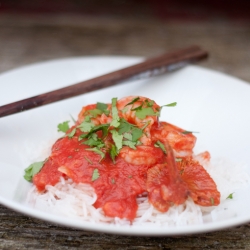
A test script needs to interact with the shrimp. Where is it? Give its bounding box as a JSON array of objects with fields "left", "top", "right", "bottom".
[
  {"left": 151, "top": 121, "right": 196, "bottom": 157},
  {"left": 117, "top": 96, "right": 160, "bottom": 145},
  {"left": 77, "top": 104, "right": 112, "bottom": 125},
  {"left": 119, "top": 145, "right": 164, "bottom": 166},
  {"left": 146, "top": 142, "right": 189, "bottom": 211},
  {"left": 176, "top": 157, "right": 220, "bottom": 206}
]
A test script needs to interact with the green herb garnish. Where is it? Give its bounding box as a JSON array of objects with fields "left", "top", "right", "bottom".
[
  {"left": 161, "top": 102, "right": 177, "bottom": 108},
  {"left": 84, "top": 156, "right": 93, "bottom": 164},
  {"left": 57, "top": 121, "right": 70, "bottom": 133},
  {"left": 86, "top": 147, "right": 105, "bottom": 161},
  {"left": 87, "top": 109, "right": 103, "bottom": 118},
  {"left": 82, "top": 133, "right": 105, "bottom": 148},
  {"left": 131, "top": 127, "right": 143, "bottom": 142},
  {"left": 154, "top": 140, "right": 167, "bottom": 154},
  {"left": 91, "top": 168, "right": 100, "bottom": 181},
  {"left": 77, "top": 120, "right": 94, "bottom": 133},
  {"left": 122, "top": 140, "right": 137, "bottom": 149},
  {"left": 125, "top": 97, "right": 140, "bottom": 106},
  {"left": 79, "top": 124, "right": 109, "bottom": 140},
  {"left": 97, "top": 102, "right": 110, "bottom": 116},
  {"left": 24, "top": 160, "right": 45, "bottom": 182},
  {"left": 118, "top": 119, "right": 135, "bottom": 134},
  {"left": 68, "top": 128, "right": 76, "bottom": 138},
  {"left": 111, "top": 130, "right": 123, "bottom": 152},
  {"left": 135, "top": 107, "right": 157, "bottom": 119},
  {"left": 110, "top": 144, "right": 118, "bottom": 163},
  {"left": 110, "top": 98, "right": 120, "bottom": 127},
  {"left": 226, "top": 193, "right": 234, "bottom": 199},
  {"left": 182, "top": 130, "right": 199, "bottom": 135}
]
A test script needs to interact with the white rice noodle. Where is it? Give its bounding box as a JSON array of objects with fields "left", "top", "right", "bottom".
[{"left": 26, "top": 158, "right": 250, "bottom": 226}]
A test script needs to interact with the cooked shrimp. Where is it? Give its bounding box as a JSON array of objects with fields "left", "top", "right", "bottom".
[
  {"left": 193, "top": 151, "right": 211, "bottom": 165},
  {"left": 77, "top": 104, "right": 112, "bottom": 125},
  {"left": 117, "top": 96, "right": 160, "bottom": 145},
  {"left": 177, "top": 157, "right": 220, "bottom": 206},
  {"left": 119, "top": 145, "right": 164, "bottom": 166},
  {"left": 152, "top": 121, "right": 196, "bottom": 157},
  {"left": 146, "top": 142, "right": 188, "bottom": 212}
]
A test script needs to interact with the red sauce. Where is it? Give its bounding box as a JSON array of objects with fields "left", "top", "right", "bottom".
[
  {"left": 34, "top": 128, "right": 168, "bottom": 220},
  {"left": 33, "top": 97, "right": 220, "bottom": 221}
]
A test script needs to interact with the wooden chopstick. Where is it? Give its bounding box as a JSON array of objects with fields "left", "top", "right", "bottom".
[{"left": 0, "top": 45, "right": 208, "bottom": 118}]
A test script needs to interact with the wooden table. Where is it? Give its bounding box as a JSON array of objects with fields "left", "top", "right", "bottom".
[{"left": 1, "top": 10, "right": 250, "bottom": 249}]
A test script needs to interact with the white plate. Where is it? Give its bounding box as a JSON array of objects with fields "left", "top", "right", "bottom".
[{"left": 0, "top": 56, "right": 250, "bottom": 236}]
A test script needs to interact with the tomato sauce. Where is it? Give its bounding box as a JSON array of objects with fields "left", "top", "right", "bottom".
[
  {"left": 32, "top": 96, "right": 221, "bottom": 221},
  {"left": 34, "top": 129, "right": 168, "bottom": 220}
]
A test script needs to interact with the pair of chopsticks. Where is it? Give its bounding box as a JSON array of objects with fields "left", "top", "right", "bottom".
[{"left": 0, "top": 45, "right": 208, "bottom": 118}]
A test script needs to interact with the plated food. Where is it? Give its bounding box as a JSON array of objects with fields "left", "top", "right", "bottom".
[
  {"left": 25, "top": 96, "right": 222, "bottom": 224},
  {"left": 1, "top": 57, "right": 250, "bottom": 234}
]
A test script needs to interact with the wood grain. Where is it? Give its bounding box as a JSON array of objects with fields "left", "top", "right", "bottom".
[
  {"left": 0, "top": 11, "right": 250, "bottom": 250},
  {"left": 1, "top": 204, "right": 250, "bottom": 249}
]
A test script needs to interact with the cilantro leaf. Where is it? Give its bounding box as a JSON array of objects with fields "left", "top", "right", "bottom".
[
  {"left": 97, "top": 102, "right": 108, "bottom": 111},
  {"left": 162, "top": 102, "right": 177, "bottom": 107},
  {"left": 83, "top": 138, "right": 105, "bottom": 148},
  {"left": 158, "top": 102, "right": 177, "bottom": 117},
  {"left": 121, "top": 107, "right": 128, "bottom": 113},
  {"left": 91, "top": 169, "right": 100, "bottom": 181},
  {"left": 135, "top": 107, "right": 157, "bottom": 119},
  {"left": 77, "top": 120, "right": 94, "bottom": 133},
  {"left": 182, "top": 130, "right": 199, "bottom": 135},
  {"left": 226, "top": 193, "right": 234, "bottom": 199},
  {"left": 24, "top": 160, "right": 45, "bottom": 182},
  {"left": 79, "top": 124, "right": 109, "bottom": 140},
  {"left": 123, "top": 132, "right": 132, "bottom": 141},
  {"left": 110, "top": 98, "right": 120, "bottom": 127},
  {"left": 82, "top": 133, "right": 105, "bottom": 148},
  {"left": 131, "top": 104, "right": 143, "bottom": 111},
  {"left": 57, "top": 121, "right": 70, "bottom": 133},
  {"left": 68, "top": 128, "right": 76, "bottom": 138},
  {"left": 84, "top": 156, "right": 93, "bottom": 164},
  {"left": 97, "top": 102, "right": 110, "bottom": 116},
  {"left": 145, "top": 99, "right": 154, "bottom": 107},
  {"left": 90, "top": 124, "right": 109, "bottom": 137},
  {"left": 85, "top": 115, "right": 91, "bottom": 122},
  {"left": 122, "top": 140, "right": 136, "bottom": 149},
  {"left": 87, "top": 109, "right": 102, "bottom": 118},
  {"left": 154, "top": 140, "right": 167, "bottom": 154},
  {"left": 131, "top": 127, "right": 143, "bottom": 142},
  {"left": 86, "top": 147, "right": 105, "bottom": 161},
  {"left": 110, "top": 144, "right": 118, "bottom": 163},
  {"left": 125, "top": 97, "right": 140, "bottom": 106},
  {"left": 111, "top": 130, "right": 123, "bottom": 152},
  {"left": 118, "top": 118, "right": 134, "bottom": 134}
]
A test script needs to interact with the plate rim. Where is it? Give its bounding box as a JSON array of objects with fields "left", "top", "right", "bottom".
[{"left": 0, "top": 56, "right": 250, "bottom": 236}]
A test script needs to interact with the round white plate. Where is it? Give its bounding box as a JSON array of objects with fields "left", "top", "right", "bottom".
[{"left": 0, "top": 57, "right": 250, "bottom": 236}]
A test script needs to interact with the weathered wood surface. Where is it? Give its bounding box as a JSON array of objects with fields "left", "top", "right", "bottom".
[
  {"left": 0, "top": 12, "right": 250, "bottom": 249},
  {"left": 1, "top": 204, "right": 250, "bottom": 249},
  {"left": 0, "top": 14, "right": 250, "bottom": 83}
]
